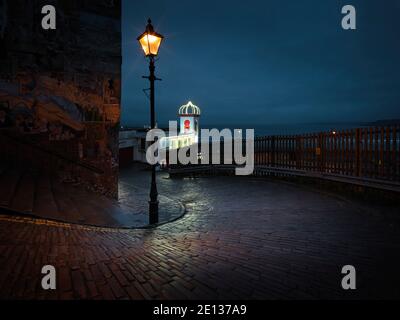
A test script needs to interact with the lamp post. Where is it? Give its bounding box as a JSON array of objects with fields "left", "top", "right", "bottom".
[{"left": 137, "top": 19, "right": 164, "bottom": 224}]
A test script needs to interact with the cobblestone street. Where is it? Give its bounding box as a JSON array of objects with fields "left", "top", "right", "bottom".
[{"left": 1, "top": 167, "right": 400, "bottom": 299}]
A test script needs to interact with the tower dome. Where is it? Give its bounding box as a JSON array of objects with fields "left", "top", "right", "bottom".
[{"left": 178, "top": 101, "right": 201, "bottom": 116}]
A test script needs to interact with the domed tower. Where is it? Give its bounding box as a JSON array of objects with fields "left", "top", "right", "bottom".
[{"left": 178, "top": 101, "right": 201, "bottom": 141}]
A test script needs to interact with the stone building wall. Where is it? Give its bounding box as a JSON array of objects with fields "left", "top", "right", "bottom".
[{"left": 0, "top": 0, "right": 121, "bottom": 198}]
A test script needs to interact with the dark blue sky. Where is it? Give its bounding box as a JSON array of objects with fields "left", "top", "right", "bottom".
[{"left": 122, "top": 0, "right": 400, "bottom": 127}]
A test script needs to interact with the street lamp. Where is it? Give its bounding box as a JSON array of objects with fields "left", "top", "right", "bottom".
[
  {"left": 137, "top": 19, "right": 164, "bottom": 224},
  {"left": 137, "top": 19, "right": 163, "bottom": 57}
]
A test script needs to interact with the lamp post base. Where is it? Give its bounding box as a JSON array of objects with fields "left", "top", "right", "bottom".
[{"left": 149, "top": 200, "right": 159, "bottom": 225}]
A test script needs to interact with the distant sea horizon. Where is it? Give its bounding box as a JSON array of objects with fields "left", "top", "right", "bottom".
[
  {"left": 203, "top": 122, "right": 365, "bottom": 137},
  {"left": 122, "top": 120, "right": 400, "bottom": 137}
]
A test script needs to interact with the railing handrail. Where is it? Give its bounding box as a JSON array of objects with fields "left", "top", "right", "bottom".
[{"left": 252, "top": 124, "right": 400, "bottom": 138}]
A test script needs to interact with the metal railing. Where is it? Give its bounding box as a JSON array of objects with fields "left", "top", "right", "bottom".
[
  {"left": 169, "top": 125, "right": 400, "bottom": 185},
  {"left": 254, "top": 126, "right": 400, "bottom": 182}
]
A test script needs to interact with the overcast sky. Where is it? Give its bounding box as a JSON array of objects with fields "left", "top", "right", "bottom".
[{"left": 122, "top": 0, "right": 400, "bottom": 127}]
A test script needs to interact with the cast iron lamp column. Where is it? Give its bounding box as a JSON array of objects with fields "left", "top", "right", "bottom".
[{"left": 137, "top": 19, "right": 164, "bottom": 224}]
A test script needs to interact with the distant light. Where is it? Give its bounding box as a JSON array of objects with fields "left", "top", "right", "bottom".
[
  {"left": 178, "top": 101, "right": 201, "bottom": 116},
  {"left": 332, "top": 131, "right": 337, "bottom": 135}
]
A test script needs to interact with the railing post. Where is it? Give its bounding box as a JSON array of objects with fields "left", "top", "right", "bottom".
[
  {"left": 255, "top": 137, "right": 259, "bottom": 166},
  {"left": 271, "top": 136, "right": 276, "bottom": 167},
  {"left": 318, "top": 132, "right": 323, "bottom": 172},
  {"left": 295, "top": 135, "right": 301, "bottom": 170},
  {"left": 354, "top": 128, "right": 361, "bottom": 177}
]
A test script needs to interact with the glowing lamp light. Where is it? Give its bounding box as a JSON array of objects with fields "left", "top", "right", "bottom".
[{"left": 137, "top": 19, "right": 164, "bottom": 57}]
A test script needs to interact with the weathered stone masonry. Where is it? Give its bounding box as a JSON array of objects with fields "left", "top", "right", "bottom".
[{"left": 0, "top": 0, "right": 121, "bottom": 198}]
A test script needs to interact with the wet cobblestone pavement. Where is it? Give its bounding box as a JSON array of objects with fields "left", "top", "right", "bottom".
[
  {"left": 118, "top": 167, "right": 184, "bottom": 227},
  {"left": 0, "top": 165, "right": 400, "bottom": 299}
]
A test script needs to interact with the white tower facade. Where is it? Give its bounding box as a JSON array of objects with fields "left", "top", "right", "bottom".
[
  {"left": 178, "top": 101, "right": 200, "bottom": 142},
  {"left": 159, "top": 101, "right": 201, "bottom": 152}
]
